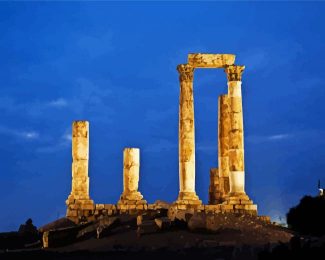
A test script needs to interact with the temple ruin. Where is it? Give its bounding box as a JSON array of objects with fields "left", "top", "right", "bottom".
[{"left": 66, "top": 53, "right": 257, "bottom": 224}]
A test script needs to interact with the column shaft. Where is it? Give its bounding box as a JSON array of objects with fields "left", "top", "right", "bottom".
[
  {"left": 118, "top": 148, "right": 146, "bottom": 206},
  {"left": 120, "top": 148, "right": 143, "bottom": 200},
  {"left": 176, "top": 64, "right": 201, "bottom": 204},
  {"left": 66, "top": 121, "right": 94, "bottom": 222},
  {"left": 218, "top": 95, "right": 230, "bottom": 199},
  {"left": 70, "top": 121, "right": 91, "bottom": 200},
  {"left": 225, "top": 65, "right": 246, "bottom": 196}
]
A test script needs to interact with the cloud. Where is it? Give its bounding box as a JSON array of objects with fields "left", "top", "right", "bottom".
[
  {"left": 246, "top": 133, "right": 293, "bottom": 143},
  {"left": 267, "top": 134, "right": 291, "bottom": 141},
  {"left": 36, "top": 132, "right": 71, "bottom": 154},
  {"left": 0, "top": 125, "right": 39, "bottom": 140},
  {"left": 21, "top": 131, "right": 39, "bottom": 139},
  {"left": 0, "top": 96, "right": 69, "bottom": 118},
  {"left": 62, "top": 133, "right": 72, "bottom": 141},
  {"left": 48, "top": 98, "right": 68, "bottom": 108}
]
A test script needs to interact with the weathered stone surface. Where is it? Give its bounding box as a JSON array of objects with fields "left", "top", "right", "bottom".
[
  {"left": 66, "top": 121, "right": 94, "bottom": 223},
  {"left": 42, "top": 231, "right": 49, "bottom": 248},
  {"left": 118, "top": 148, "right": 146, "bottom": 207},
  {"left": 187, "top": 213, "right": 206, "bottom": 231},
  {"left": 39, "top": 218, "right": 77, "bottom": 233},
  {"left": 123, "top": 148, "right": 140, "bottom": 193},
  {"left": 137, "top": 220, "right": 159, "bottom": 235},
  {"left": 175, "top": 63, "right": 201, "bottom": 206},
  {"left": 225, "top": 65, "right": 245, "bottom": 82},
  {"left": 188, "top": 54, "right": 235, "bottom": 68},
  {"left": 209, "top": 168, "right": 222, "bottom": 204},
  {"left": 42, "top": 226, "right": 80, "bottom": 248},
  {"left": 154, "top": 217, "right": 171, "bottom": 230},
  {"left": 258, "top": 216, "right": 271, "bottom": 224},
  {"left": 223, "top": 67, "right": 248, "bottom": 200},
  {"left": 167, "top": 206, "right": 194, "bottom": 222},
  {"left": 154, "top": 200, "right": 171, "bottom": 210},
  {"left": 61, "top": 54, "right": 263, "bottom": 226}
]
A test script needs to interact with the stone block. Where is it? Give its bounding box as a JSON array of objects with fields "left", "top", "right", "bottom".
[
  {"left": 188, "top": 53, "right": 235, "bottom": 68},
  {"left": 234, "top": 205, "right": 246, "bottom": 210},
  {"left": 228, "top": 149, "right": 244, "bottom": 171},
  {"left": 96, "top": 204, "right": 105, "bottom": 210},
  {"left": 229, "top": 97, "right": 242, "bottom": 113},
  {"left": 138, "top": 220, "right": 158, "bottom": 235},
  {"left": 66, "top": 209, "right": 78, "bottom": 217},
  {"left": 72, "top": 137, "right": 88, "bottom": 160},
  {"left": 177, "top": 204, "right": 187, "bottom": 210},
  {"left": 258, "top": 216, "right": 271, "bottom": 223},
  {"left": 244, "top": 204, "right": 257, "bottom": 211},
  {"left": 220, "top": 204, "right": 234, "bottom": 211},
  {"left": 154, "top": 217, "right": 171, "bottom": 230},
  {"left": 187, "top": 213, "right": 206, "bottom": 231},
  {"left": 240, "top": 199, "right": 253, "bottom": 205},
  {"left": 228, "top": 199, "right": 241, "bottom": 205}
]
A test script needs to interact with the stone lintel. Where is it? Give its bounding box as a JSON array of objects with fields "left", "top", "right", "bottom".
[{"left": 188, "top": 53, "right": 235, "bottom": 68}]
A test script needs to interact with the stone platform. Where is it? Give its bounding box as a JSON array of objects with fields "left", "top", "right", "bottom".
[{"left": 67, "top": 200, "right": 258, "bottom": 224}]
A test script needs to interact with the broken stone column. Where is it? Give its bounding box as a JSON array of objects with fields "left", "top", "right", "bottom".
[
  {"left": 66, "top": 121, "right": 94, "bottom": 223},
  {"left": 118, "top": 148, "right": 146, "bottom": 211},
  {"left": 175, "top": 64, "right": 201, "bottom": 206},
  {"left": 217, "top": 95, "right": 230, "bottom": 200},
  {"left": 208, "top": 168, "right": 221, "bottom": 204}
]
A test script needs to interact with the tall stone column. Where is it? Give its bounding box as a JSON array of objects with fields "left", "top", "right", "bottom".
[
  {"left": 66, "top": 121, "right": 94, "bottom": 222},
  {"left": 224, "top": 65, "right": 247, "bottom": 197},
  {"left": 118, "top": 148, "right": 146, "bottom": 210},
  {"left": 217, "top": 94, "right": 230, "bottom": 199},
  {"left": 176, "top": 64, "right": 201, "bottom": 205}
]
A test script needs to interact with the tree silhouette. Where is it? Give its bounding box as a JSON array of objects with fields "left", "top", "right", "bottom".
[{"left": 287, "top": 195, "right": 325, "bottom": 236}]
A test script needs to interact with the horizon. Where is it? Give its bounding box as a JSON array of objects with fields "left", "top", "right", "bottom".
[{"left": 1, "top": 1, "right": 325, "bottom": 231}]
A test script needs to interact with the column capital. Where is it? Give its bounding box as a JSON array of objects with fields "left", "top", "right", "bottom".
[
  {"left": 177, "top": 64, "right": 194, "bottom": 82},
  {"left": 224, "top": 65, "right": 245, "bottom": 82}
]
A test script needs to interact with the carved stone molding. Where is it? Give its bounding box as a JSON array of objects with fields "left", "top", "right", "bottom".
[
  {"left": 225, "top": 65, "right": 245, "bottom": 82},
  {"left": 177, "top": 64, "right": 194, "bottom": 82}
]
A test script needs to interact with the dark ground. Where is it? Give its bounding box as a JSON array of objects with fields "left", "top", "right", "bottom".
[{"left": 1, "top": 212, "right": 325, "bottom": 259}]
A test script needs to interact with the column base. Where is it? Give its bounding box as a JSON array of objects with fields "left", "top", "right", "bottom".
[
  {"left": 118, "top": 191, "right": 146, "bottom": 203},
  {"left": 222, "top": 192, "right": 258, "bottom": 215},
  {"left": 174, "top": 191, "right": 202, "bottom": 206},
  {"left": 117, "top": 191, "right": 147, "bottom": 212},
  {"left": 66, "top": 196, "right": 95, "bottom": 223}
]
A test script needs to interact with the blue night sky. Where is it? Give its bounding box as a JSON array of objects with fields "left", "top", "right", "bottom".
[{"left": 0, "top": 1, "right": 325, "bottom": 231}]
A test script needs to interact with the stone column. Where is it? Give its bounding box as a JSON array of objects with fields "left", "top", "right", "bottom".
[
  {"left": 66, "top": 121, "right": 94, "bottom": 222},
  {"left": 176, "top": 64, "right": 201, "bottom": 205},
  {"left": 118, "top": 148, "right": 146, "bottom": 209},
  {"left": 224, "top": 65, "right": 247, "bottom": 197},
  {"left": 218, "top": 95, "right": 230, "bottom": 200}
]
